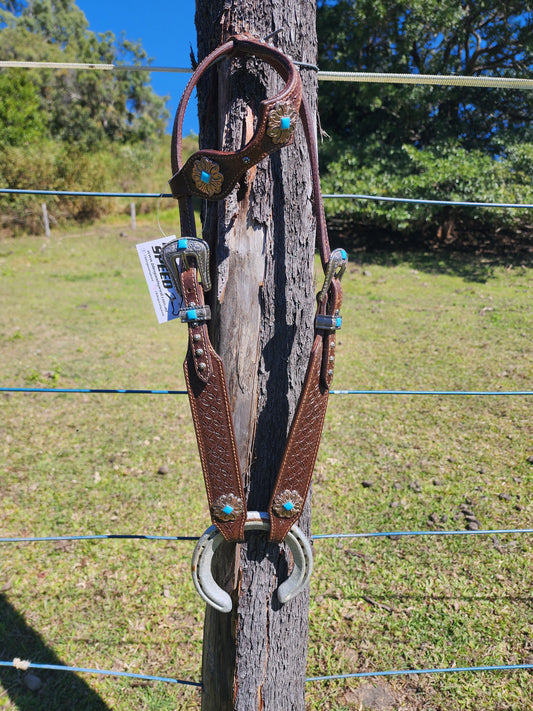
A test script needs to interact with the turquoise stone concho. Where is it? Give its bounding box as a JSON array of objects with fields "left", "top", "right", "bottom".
[
  {"left": 267, "top": 102, "right": 298, "bottom": 145},
  {"left": 211, "top": 493, "right": 245, "bottom": 522},
  {"left": 192, "top": 157, "right": 224, "bottom": 197},
  {"left": 272, "top": 489, "right": 304, "bottom": 518}
]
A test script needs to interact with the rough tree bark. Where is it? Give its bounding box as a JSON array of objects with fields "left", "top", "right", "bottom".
[{"left": 194, "top": 2, "right": 319, "bottom": 709}]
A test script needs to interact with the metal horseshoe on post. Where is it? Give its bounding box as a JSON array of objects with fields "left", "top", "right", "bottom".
[{"left": 191, "top": 512, "right": 313, "bottom": 613}]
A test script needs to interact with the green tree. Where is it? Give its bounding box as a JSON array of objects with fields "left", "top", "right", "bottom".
[
  {"left": 0, "top": 0, "right": 172, "bottom": 235},
  {"left": 317, "top": 0, "right": 533, "bottom": 240},
  {"left": 0, "top": 69, "right": 46, "bottom": 146},
  {"left": 0, "top": 0, "right": 168, "bottom": 148},
  {"left": 5, "top": 0, "right": 89, "bottom": 46},
  {"left": 317, "top": 0, "right": 533, "bottom": 156}
]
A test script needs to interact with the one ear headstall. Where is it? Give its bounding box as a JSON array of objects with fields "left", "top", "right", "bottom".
[
  {"left": 169, "top": 34, "right": 303, "bottom": 202},
  {"left": 163, "top": 34, "right": 347, "bottom": 612}
]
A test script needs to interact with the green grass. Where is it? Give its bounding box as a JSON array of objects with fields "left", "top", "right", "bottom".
[{"left": 0, "top": 224, "right": 531, "bottom": 710}]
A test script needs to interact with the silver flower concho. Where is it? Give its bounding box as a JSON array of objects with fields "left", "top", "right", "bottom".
[{"left": 267, "top": 102, "right": 298, "bottom": 145}]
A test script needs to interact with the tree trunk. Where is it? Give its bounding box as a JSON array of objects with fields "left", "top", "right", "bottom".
[{"left": 194, "top": 2, "right": 318, "bottom": 709}]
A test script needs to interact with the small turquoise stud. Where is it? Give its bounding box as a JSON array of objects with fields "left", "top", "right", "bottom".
[
  {"left": 178, "top": 238, "right": 187, "bottom": 249},
  {"left": 283, "top": 501, "right": 294, "bottom": 512},
  {"left": 336, "top": 317, "right": 342, "bottom": 328},
  {"left": 200, "top": 170, "right": 211, "bottom": 184},
  {"left": 222, "top": 504, "right": 234, "bottom": 516},
  {"left": 340, "top": 249, "right": 347, "bottom": 259},
  {"left": 187, "top": 309, "right": 198, "bottom": 321},
  {"left": 280, "top": 116, "right": 291, "bottom": 130}
]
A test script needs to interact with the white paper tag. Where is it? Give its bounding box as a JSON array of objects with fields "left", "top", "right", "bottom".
[{"left": 136, "top": 236, "right": 183, "bottom": 324}]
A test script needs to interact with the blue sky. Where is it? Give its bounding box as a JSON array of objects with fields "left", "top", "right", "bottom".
[{"left": 78, "top": 0, "right": 199, "bottom": 134}]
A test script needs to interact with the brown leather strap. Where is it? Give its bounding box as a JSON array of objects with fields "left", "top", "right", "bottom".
[
  {"left": 183, "top": 334, "right": 247, "bottom": 542},
  {"left": 266, "top": 91, "right": 345, "bottom": 543},
  {"left": 169, "top": 34, "right": 303, "bottom": 245},
  {"left": 178, "top": 268, "right": 247, "bottom": 541},
  {"left": 268, "top": 279, "right": 343, "bottom": 543},
  {"left": 164, "top": 34, "right": 346, "bottom": 543},
  {"left": 267, "top": 335, "right": 329, "bottom": 542}
]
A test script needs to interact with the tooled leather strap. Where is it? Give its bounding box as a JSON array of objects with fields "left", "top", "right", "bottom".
[
  {"left": 267, "top": 279, "right": 343, "bottom": 543},
  {"left": 179, "top": 267, "right": 247, "bottom": 541},
  {"left": 267, "top": 86, "right": 346, "bottom": 542},
  {"left": 164, "top": 35, "right": 345, "bottom": 544}
]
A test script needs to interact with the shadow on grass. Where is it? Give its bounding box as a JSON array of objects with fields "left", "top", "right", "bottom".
[
  {"left": 358, "top": 250, "right": 500, "bottom": 283},
  {"left": 358, "top": 591, "right": 533, "bottom": 606},
  {"left": 328, "top": 219, "right": 533, "bottom": 283},
  {"left": 0, "top": 594, "right": 109, "bottom": 711}
]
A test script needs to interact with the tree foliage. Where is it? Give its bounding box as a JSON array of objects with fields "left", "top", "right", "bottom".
[
  {"left": 0, "top": 0, "right": 168, "bottom": 148},
  {"left": 317, "top": 0, "right": 533, "bottom": 241},
  {"left": 0, "top": 0, "right": 173, "bottom": 235},
  {"left": 0, "top": 68, "right": 46, "bottom": 146},
  {"left": 318, "top": 0, "right": 533, "bottom": 154}
]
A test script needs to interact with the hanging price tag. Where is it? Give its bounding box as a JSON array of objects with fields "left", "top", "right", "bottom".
[{"left": 136, "top": 236, "right": 183, "bottom": 324}]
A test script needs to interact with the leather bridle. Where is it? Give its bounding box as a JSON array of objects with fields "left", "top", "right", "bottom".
[{"left": 162, "top": 34, "right": 346, "bottom": 595}]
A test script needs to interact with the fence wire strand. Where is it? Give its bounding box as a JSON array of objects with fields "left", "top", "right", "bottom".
[
  {"left": 2, "top": 187, "right": 533, "bottom": 209},
  {"left": 0, "top": 660, "right": 201, "bottom": 687},
  {"left": 2, "top": 387, "right": 532, "bottom": 396},
  {"left": 307, "top": 663, "right": 533, "bottom": 683},
  {"left": 1, "top": 659, "right": 531, "bottom": 687},
  {"left": 1, "top": 527, "right": 531, "bottom": 544},
  {"left": 323, "top": 193, "right": 533, "bottom": 209},
  {"left": 4, "top": 59, "right": 533, "bottom": 90},
  {"left": 2, "top": 53, "right": 532, "bottom": 700}
]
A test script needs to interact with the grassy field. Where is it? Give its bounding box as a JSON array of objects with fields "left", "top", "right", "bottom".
[{"left": 0, "top": 212, "right": 532, "bottom": 711}]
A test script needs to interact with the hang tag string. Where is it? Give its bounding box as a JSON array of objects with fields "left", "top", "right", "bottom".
[{"left": 156, "top": 188, "right": 170, "bottom": 239}]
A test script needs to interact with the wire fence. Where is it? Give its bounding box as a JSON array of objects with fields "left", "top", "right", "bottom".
[
  {"left": 1, "top": 658, "right": 531, "bottom": 688},
  {"left": 3, "top": 186, "right": 533, "bottom": 209},
  {"left": 2, "top": 527, "right": 532, "bottom": 688},
  {"left": 1, "top": 46, "right": 532, "bottom": 703},
  {"left": 4, "top": 59, "right": 533, "bottom": 91}
]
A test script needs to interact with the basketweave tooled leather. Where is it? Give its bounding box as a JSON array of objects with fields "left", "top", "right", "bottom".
[
  {"left": 183, "top": 337, "right": 246, "bottom": 542},
  {"left": 268, "top": 280, "right": 343, "bottom": 543},
  {"left": 166, "top": 34, "right": 344, "bottom": 544}
]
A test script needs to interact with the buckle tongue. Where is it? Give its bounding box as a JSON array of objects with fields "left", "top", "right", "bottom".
[
  {"left": 161, "top": 237, "right": 212, "bottom": 294},
  {"left": 317, "top": 248, "right": 347, "bottom": 304}
]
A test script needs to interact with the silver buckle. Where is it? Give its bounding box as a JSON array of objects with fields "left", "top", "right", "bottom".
[
  {"left": 317, "top": 248, "right": 348, "bottom": 304},
  {"left": 161, "top": 237, "right": 211, "bottom": 295}
]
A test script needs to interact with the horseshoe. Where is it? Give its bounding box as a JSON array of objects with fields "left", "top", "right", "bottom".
[{"left": 191, "top": 511, "right": 313, "bottom": 613}]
